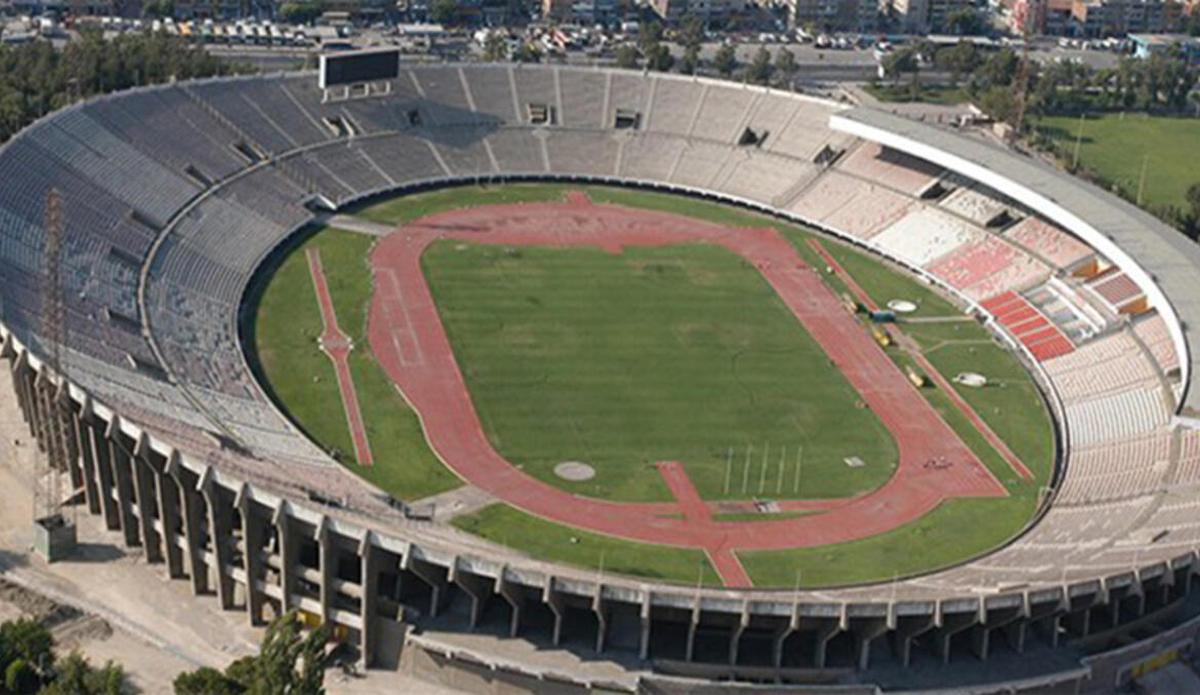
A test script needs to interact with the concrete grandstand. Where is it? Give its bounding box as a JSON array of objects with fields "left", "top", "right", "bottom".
[{"left": 3, "top": 63, "right": 1200, "bottom": 691}]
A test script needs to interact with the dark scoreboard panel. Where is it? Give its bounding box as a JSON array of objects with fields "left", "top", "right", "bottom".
[{"left": 318, "top": 48, "right": 401, "bottom": 89}]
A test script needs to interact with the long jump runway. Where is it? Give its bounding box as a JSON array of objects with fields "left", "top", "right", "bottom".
[{"left": 367, "top": 193, "right": 1006, "bottom": 587}]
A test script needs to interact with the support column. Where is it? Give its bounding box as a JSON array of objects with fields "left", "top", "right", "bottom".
[
  {"left": 237, "top": 486, "right": 266, "bottom": 626},
  {"left": 543, "top": 578, "right": 566, "bottom": 646},
  {"left": 201, "top": 470, "right": 235, "bottom": 610},
  {"left": 891, "top": 614, "right": 936, "bottom": 668},
  {"left": 403, "top": 554, "right": 446, "bottom": 618},
  {"left": 316, "top": 519, "right": 335, "bottom": 625},
  {"left": 638, "top": 593, "right": 652, "bottom": 660},
  {"left": 592, "top": 589, "right": 608, "bottom": 654},
  {"left": 812, "top": 618, "right": 841, "bottom": 669},
  {"left": 172, "top": 456, "right": 209, "bottom": 596},
  {"left": 59, "top": 389, "right": 83, "bottom": 492},
  {"left": 358, "top": 533, "right": 379, "bottom": 670},
  {"left": 89, "top": 417, "right": 120, "bottom": 531},
  {"left": 729, "top": 603, "right": 750, "bottom": 665},
  {"left": 107, "top": 422, "right": 140, "bottom": 548},
  {"left": 73, "top": 402, "right": 100, "bottom": 515},
  {"left": 853, "top": 619, "right": 888, "bottom": 671},
  {"left": 274, "top": 503, "right": 297, "bottom": 613},
  {"left": 131, "top": 436, "right": 161, "bottom": 563},
  {"left": 933, "top": 611, "right": 979, "bottom": 664},
  {"left": 448, "top": 559, "right": 491, "bottom": 629},
  {"left": 772, "top": 604, "right": 800, "bottom": 668},
  {"left": 154, "top": 460, "right": 185, "bottom": 578},
  {"left": 684, "top": 599, "right": 701, "bottom": 662},
  {"left": 495, "top": 568, "right": 524, "bottom": 637}
]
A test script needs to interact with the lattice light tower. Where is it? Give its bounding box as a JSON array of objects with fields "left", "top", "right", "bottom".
[{"left": 33, "top": 188, "right": 77, "bottom": 562}]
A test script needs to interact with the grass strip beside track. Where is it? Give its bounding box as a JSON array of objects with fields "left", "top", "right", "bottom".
[
  {"left": 452, "top": 504, "right": 721, "bottom": 585},
  {"left": 254, "top": 229, "right": 460, "bottom": 500}
]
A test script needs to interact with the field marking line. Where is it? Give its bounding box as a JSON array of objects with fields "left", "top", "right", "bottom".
[
  {"left": 805, "top": 238, "right": 1032, "bottom": 483},
  {"left": 305, "top": 247, "right": 374, "bottom": 467},
  {"left": 380, "top": 267, "right": 426, "bottom": 368}
]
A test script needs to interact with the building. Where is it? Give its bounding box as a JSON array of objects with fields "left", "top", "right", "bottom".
[
  {"left": 650, "top": 0, "right": 747, "bottom": 23},
  {"left": 786, "top": 0, "right": 879, "bottom": 31},
  {"left": 542, "top": 0, "right": 621, "bottom": 23},
  {"left": 1129, "top": 32, "right": 1200, "bottom": 63},
  {"left": 1071, "top": 0, "right": 1184, "bottom": 37},
  {"left": 1011, "top": 0, "right": 1075, "bottom": 33},
  {"left": 888, "top": 0, "right": 971, "bottom": 32}
]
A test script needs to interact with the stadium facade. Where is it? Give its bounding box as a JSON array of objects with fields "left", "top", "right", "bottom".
[{"left": 4, "top": 63, "right": 1200, "bottom": 692}]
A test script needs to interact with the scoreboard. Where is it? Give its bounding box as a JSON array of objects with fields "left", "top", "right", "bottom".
[{"left": 318, "top": 48, "right": 401, "bottom": 90}]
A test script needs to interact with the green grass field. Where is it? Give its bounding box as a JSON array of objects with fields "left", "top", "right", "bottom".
[
  {"left": 1036, "top": 113, "right": 1200, "bottom": 212},
  {"left": 252, "top": 183, "right": 1056, "bottom": 587},
  {"left": 423, "top": 240, "right": 897, "bottom": 503},
  {"left": 252, "top": 229, "right": 461, "bottom": 501},
  {"left": 452, "top": 504, "right": 720, "bottom": 585}
]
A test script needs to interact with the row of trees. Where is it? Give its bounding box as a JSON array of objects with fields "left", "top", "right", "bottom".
[
  {"left": 0, "top": 31, "right": 250, "bottom": 143},
  {"left": 173, "top": 612, "right": 330, "bottom": 695},
  {"left": 880, "top": 41, "right": 1199, "bottom": 121},
  {"left": 0, "top": 618, "right": 124, "bottom": 694}
]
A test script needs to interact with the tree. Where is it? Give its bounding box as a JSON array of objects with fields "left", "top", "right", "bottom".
[
  {"left": 1188, "top": 182, "right": 1200, "bottom": 221},
  {"left": 647, "top": 44, "right": 674, "bottom": 72},
  {"left": 945, "top": 8, "right": 984, "bottom": 35},
  {"left": 882, "top": 47, "right": 919, "bottom": 85},
  {"left": 774, "top": 47, "right": 797, "bottom": 86},
  {"left": 935, "top": 42, "right": 980, "bottom": 85},
  {"left": 714, "top": 43, "right": 737, "bottom": 77},
  {"left": 278, "top": 0, "right": 322, "bottom": 23},
  {"left": 0, "top": 619, "right": 53, "bottom": 678},
  {"left": 615, "top": 44, "right": 640, "bottom": 69},
  {"left": 680, "top": 15, "right": 705, "bottom": 50},
  {"left": 747, "top": 47, "right": 772, "bottom": 85},
  {"left": 483, "top": 32, "right": 508, "bottom": 62},
  {"left": 5, "top": 658, "right": 38, "bottom": 694},
  {"left": 37, "top": 652, "right": 124, "bottom": 695},
  {"left": 638, "top": 21, "right": 663, "bottom": 55},
  {"left": 174, "top": 667, "right": 242, "bottom": 695},
  {"left": 173, "top": 612, "right": 329, "bottom": 695},
  {"left": 429, "top": 0, "right": 458, "bottom": 26},
  {"left": 681, "top": 44, "right": 701, "bottom": 74},
  {"left": 978, "top": 85, "right": 1017, "bottom": 123}
]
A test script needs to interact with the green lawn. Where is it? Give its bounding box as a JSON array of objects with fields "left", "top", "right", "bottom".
[
  {"left": 252, "top": 228, "right": 460, "bottom": 501},
  {"left": 452, "top": 504, "right": 720, "bottom": 585},
  {"left": 1035, "top": 113, "right": 1200, "bottom": 213},
  {"left": 253, "top": 183, "right": 1055, "bottom": 588},
  {"left": 864, "top": 83, "right": 971, "bottom": 106},
  {"left": 738, "top": 496, "right": 1035, "bottom": 587},
  {"left": 423, "top": 240, "right": 897, "bottom": 502}
]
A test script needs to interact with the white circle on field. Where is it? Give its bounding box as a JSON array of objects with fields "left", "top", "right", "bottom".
[
  {"left": 554, "top": 461, "right": 596, "bottom": 482},
  {"left": 887, "top": 299, "right": 918, "bottom": 313}
]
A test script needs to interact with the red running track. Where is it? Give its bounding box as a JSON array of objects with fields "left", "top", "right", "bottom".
[
  {"left": 367, "top": 193, "right": 1006, "bottom": 587},
  {"left": 306, "top": 248, "right": 374, "bottom": 467}
]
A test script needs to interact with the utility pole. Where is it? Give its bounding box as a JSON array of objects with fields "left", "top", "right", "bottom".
[{"left": 33, "top": 188, "right": 77, "bottom": 562}]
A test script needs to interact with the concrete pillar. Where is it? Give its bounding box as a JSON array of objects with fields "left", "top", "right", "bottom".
[
  {"left": 592, "top": 589, "right": 608, "bottom": 654},
  {"left": 934, "top": 612, "right": 979, "bottom": 664},
  {"left": 495, "top": 568, "right": 524, "bottom": 637},
  {"left": 131, "top": 436, "right": 161, "bottom": 563},
  {"left": 812, "top": 618, "right": 841, "bottom": 669},
  {"left": 171, "top": 457, "right": 209, "bottom": 596},
  {"left": 89, "top": 417, "right": 120, "bottom": 531},
  {"left": 201, "top": 471, "right": 236, "bottom": 610},
  {"left": 684, "top": 599, "right": 701, "bottom": 662},
  {"left": 891, "top": 613, "right": 936, "bottom": 668},
  {"left": 107, "top": 423, "right": 140, "bottom": 548},
  {"left": 403, "top": 554, "right": 446, "bottom": 618},
  {"left": 448, "top": 559, "right": 491, "bottom": 629},
  {"left": 853, "top": 618, "right": 888, "bottom": 670},
  {"left": 60, "top": 392, "right": 83, "bottom": 492},
  {"left": 237, "top": 487, "right": 266, "bottom": 626},
  {"left": 543, "top": 578, "right": 566, "bottom": 646},
  {"left": 729, "top": 603, "right": 750, "bottom": 666},
  {"left": 316, "top": 519, "right": 335, "bottom": 625},
  {"left": 358, "top": 533, "right": 379, "bottom": 670},
  {"left": 154, "top": 461, "right": 185, "bottom": 579},
  {"left": 638, "top": 593, "right": 652, "bottom": 660},
  {"left": 772, "top": 605, "right": 800, "bottom": 668},
  {"left": 273, "top": 503, "right": 297, "bottom": 612},
  {"left": 73, "top": 404, "right": 101, "bottom": 515}
]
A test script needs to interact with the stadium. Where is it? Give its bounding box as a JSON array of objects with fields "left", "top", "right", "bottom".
[{"left": 5, "top": 60, "right": 1200, "bottom": 692}]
